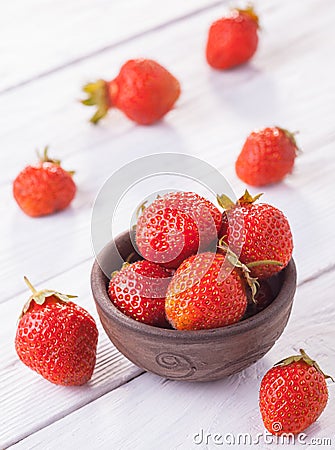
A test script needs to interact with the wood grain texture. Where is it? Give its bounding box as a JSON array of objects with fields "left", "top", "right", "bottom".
[
  {"left": 1, "top": 0, "right": 335, "bottom": 447},
  {"left": 0, "top": 0, "right": 334, "bottom": 306},
  {"left": 0, "top": 0, "right": 224, "bottom": 92},
  {"left": 12, "top": 268, "right": 335, "bottom": 449}
]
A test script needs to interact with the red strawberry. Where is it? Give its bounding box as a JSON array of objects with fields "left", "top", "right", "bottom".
[
  {"left": 136, "top": 192, "right": 222, "bottom": 269},
  {"left": 82, "top": 59, "right": 180, "bottom": 125},
  {"left": 108, "top": 260, "right": 173, "bottom": 327},
  {"left": 236, "top": 127, "right": 299, "bottom": 186},
  {"left": 13, "top": 147, "right": 76, "bottom": 217},
  {"left": 15, "top": 277, "right": 98, "bottom": 386},
  {"left": 165, "top": 252, "right": 247, "bottom": 330},
  {"left": 206, "top": 7, "right": 259, "bottom": 69},
  {"left": 218, "top": 190, "right": 293, "bottom": 279},
  {"left": 259, "top": 349, "right": 332, "bottom": 435}
]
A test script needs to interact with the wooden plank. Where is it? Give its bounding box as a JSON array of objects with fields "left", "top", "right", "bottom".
[
  {"left": 1, "top": 0, "right": 335, "bottom": 303},
  {"left": 0, "top": 259, "right": 143, "bottom": 449},
  {"left": 11, "top": 268, "right": 335, "bottom": 449},
  {"left": 1, "top": 1, "right": 335, "bottom": 445},
  {"left": 0, "top": 0, "right": 224, "bottom": 92}
]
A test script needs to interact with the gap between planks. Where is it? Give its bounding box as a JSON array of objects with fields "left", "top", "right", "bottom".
[
  {"left": 9, "top": 264, "right": 335, "bottom": 449},
  {"left": 3, "top": 0, "right": 333, "bottom": 299},
  {"left": 7, "top": 370, "right": 146, "bottom": 449},
  {"left": 0, "top": 0, "right": 226, "bottom": 96}
]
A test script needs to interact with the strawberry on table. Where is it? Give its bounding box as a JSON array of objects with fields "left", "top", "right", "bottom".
[
  {"left": 108, "top": 260, "right": 172, "bottom": 328},
  {"left": 82, "top": 59, "right": 181, "bottom": 125},
  {"left": 15, "top": 277, "right": 98, "bottom": 386},
  {"left": 259, "top": 349, "right": 333, "bottom": 435},
  {"left": 13, "top": 147, "right": 76, "bottom": 217},
  {"left": 206, "top": 7, "right": 259, "bottom": 70},
  {"left": 218, "top": 190, "right": 293, "bottom": 279},
  {"left": 136, "top": 192, "right": 222, "bottom": 269},
  {"left": 165, "top": 252, "right": 247, "bottom": 330},
  {"left": 236, "top": 127, "right": 299, "bottom": 186}
]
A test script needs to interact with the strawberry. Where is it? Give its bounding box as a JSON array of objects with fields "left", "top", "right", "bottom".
[
  {"left": 218, "top": 190, "right": 293, "bottom": 279},
  {"left": 13, "top": 147, "right": 76, "bottom": 217},
  {"left": 206, "top": 7, "right": 259, "bottom": 70},
  {"left": 108, "top": 260, "right": 172, "bottom": 327},
  {"left": 136, "top": 192, "right": 222, "bottom": 269},
  {"left": 15, "top": 277, "right": 98, "bottom": 386},
  {"left": 82, "top": 59, "right": 180, "bottom": 125},
  {"left": 165, "top": 252, "right": 247, "bottom": 330},
  {"left": 236, "top": 127, "right": 299, "bottom": 186},
  {"left": 259, "top": 349, "right": 333, "bottom": 435}
]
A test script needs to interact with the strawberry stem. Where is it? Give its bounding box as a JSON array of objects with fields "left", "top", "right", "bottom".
[
  {"left": 24, "top": 276, "right": 37, "bottom": 294},
  {"left": 246, "top": 260, "right": 283, "bottom": 268},
  {"left": 81, "top": 79, "right": 109, "bottom": 124},
  {"left": 217, "top": 237, "right": 259, "bottom": 300},
  {"left": 36, "top": 147, "right": 61, "bottom": 166},
  {"left": 20, "top": 279, "right": 77, "bottom": 319},
  {"left": 237, "top": 5, "right": 259, "bottom": 27}
]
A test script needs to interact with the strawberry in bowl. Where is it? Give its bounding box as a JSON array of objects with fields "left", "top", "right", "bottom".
[{"left": 91, "top": 190, "right": 296, "bottom": 381}]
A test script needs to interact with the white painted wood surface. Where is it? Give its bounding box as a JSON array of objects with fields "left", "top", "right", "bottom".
[
  {"left": 1, "top": 0, "right": 335, "bottom": 448},
  {"left": 0, "top": 0, "right": 223, "bottom": 92},
  {"left": 11, "top": 271, "right": 335, "bottom": 450}
]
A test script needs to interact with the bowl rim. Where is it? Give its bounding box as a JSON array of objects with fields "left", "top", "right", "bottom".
[{"left": 91, "top": 233, "right": 297, "bottom": 341}]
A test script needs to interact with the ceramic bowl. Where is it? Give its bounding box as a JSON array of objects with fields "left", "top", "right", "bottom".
[{"left": 91, "top": 231, "right": 297, "bottom": 382}]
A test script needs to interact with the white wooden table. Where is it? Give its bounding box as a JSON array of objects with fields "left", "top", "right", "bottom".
[{"left": 1, "top": 0, "right": 335, "bottom": 448}]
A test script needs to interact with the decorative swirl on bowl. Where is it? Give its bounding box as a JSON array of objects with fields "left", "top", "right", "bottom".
[{"left": 155, "top": 352, "right": 196, "bottom": 379}]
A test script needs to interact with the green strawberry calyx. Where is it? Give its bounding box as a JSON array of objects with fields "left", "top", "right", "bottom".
[
  {"left": 277, "top": 127, "right": 300, "bottom": 154},
  {"left": 37, "top": 146, "right": 61, "bottom": 166},
  {"left": 218, "top": 237, "right": 282, "bottom": 301},
  {"left": 275, "top": 348, "right": 334, "bottom": 382},
  {"left": 81, "top": 79, "right": 109, "bottom": 124},
  {"left": 37, "top": 147, "right": 75, "bottom": 176},
  {"left": 236, "top": 6, "right": 259, "bottom": 27},
  {"left": 218, "top": 237, "right": 259, "bottom": 300},
  {"left": 217, "top": 190, "right": 263, "bottom": 210},
  {"left": 20, "top": 276, "right": 77, "bottom": 318}
]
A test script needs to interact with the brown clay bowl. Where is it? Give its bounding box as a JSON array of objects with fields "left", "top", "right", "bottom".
[{"left": 91, "top": 231, "right": 297, "bottom": 382}]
